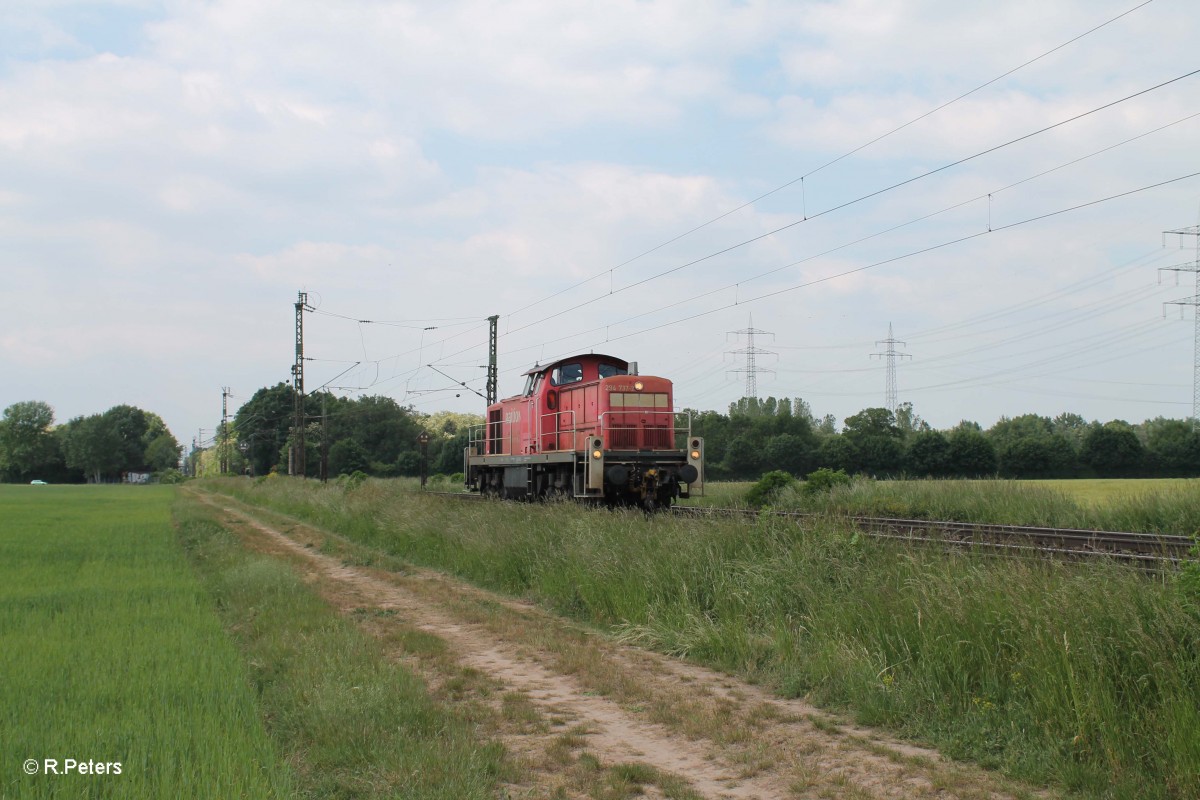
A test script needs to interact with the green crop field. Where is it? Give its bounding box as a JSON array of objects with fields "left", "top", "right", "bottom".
[
  {"left": 1022, "top": 478, "right": 1200, "bottom": 508},
  {"left": 1, "top": 485, "right": 503, "bottom": 800},
  {"left": 0, "top": 485, "right": 289, "bottom": 799}
]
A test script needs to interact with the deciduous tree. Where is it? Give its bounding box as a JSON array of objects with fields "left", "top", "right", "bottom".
[
  {"left": 1081, "top": 421, "right": 1144, "bottom": 477},
  {"left": 0, "top": 401, "right": 63, "bottom": 482}
]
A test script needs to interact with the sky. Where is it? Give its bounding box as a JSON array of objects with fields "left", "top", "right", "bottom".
[{"left": 3, "top": 0, "right": 1200, "bottom": 452}]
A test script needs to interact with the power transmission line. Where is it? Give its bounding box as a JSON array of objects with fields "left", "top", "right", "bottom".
[
  {"left": 345, "top": 108, "right": 1196, "bottom": 401},
  {"left": 504, "top": 0, "right": 1157, "bottom": 320},
  {"left": 524, "top": 171, "right": 1200, "bottom": 373},
  {"left": 497, "top": 68, "right": 1200, "bottom": 341}
]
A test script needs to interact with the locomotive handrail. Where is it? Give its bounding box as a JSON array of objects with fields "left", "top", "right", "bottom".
[
  {"left": 677, "top": 410, "right": 693, "bottom": 442},
  {"left": 466, "top": 423, "right": 486, "bottom": 455},
  {"left": 468, "top": 408, "right": 693, "bottom": 454},
  {"left": 538, "top": 409, "right": 580, "bottom": 451}
]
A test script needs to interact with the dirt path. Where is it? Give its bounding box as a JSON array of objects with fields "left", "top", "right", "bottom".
[{"left": 192, "top": 491, "right": 1043, "bottom": 800}]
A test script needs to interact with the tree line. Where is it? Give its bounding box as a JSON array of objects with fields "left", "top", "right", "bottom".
[
  {"left": 214, "top": 384, "right": 1199, "bottom": 483},
  {"left": 690, "top": 397, "right": 1200, "bottom": 480},
  {"left": 0, "top": 401, "right": 183, "bottom": 483},
  {"left": 209, "top": 383, "right": 477, "bottom": 479},
  {"left": 14, "top": 385, "right": 1187, "bottom": 486}
]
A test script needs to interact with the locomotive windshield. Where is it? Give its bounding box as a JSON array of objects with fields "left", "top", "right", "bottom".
[
  {"left": 521, "top": 372, "right": 546, "bottom": 396},
  {"left": 598, "top": 363, "right": 628, "bottom": 378},
  {"left": 550, "top": 363, "right": 583, "bottom": 386}
]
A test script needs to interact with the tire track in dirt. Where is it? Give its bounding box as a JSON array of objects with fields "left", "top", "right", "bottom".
[{"left": 194, "top": 491, "right": 1046, "bottom": 800}]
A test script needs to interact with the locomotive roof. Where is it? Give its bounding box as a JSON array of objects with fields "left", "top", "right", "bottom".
[{"left": 522, "top": 354, "right": 629, "bottom": 377}]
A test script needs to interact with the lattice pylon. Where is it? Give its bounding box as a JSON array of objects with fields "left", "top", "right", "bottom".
[
  {"left": 871, "top": 322, "right": 912, "bottom": 415},
  {"left": 1162, "top": 225, "right": 1200, "bottom": 426}
]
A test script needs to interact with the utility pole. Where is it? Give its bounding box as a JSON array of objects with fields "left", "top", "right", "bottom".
[
  {"left": 1161, "top": 223, "right": 1200, "bottom": 425},
  {"left": 320, "top": 393, "right": 329, "bottom": 483},
  {"left": 486, "top": 314, "right": 499, "bottom": 406},
  {"left": 220, "top": 386, "right": 230, "bottom": 474},
  {"left": 290, "top": 291, "right": 313, "bottom": 476},
  {"left": 871, "top": 322, "right": 911, "bottom": 415},
  {"left": 726, "top": 314, "right": 776, "bottom": 400}
]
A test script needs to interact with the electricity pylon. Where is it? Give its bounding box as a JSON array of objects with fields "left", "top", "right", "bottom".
[
  {"left": 726, "top": 314, "right": 775, "bottom": 399},
  {"left": 1161, "top": 224, "right": 1200, "bottom": 425},
  {"left": 871, "top": 322, "right": 911, "bottom": 414}
]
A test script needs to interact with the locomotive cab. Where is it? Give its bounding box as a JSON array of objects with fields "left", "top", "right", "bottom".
[{"left": 466, "top": 354, "right": 703, "bottom": 508}]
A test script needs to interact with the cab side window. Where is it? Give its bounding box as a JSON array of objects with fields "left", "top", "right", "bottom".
[{"left": 550, "top": 363, "right": 583, "bottom": 386}]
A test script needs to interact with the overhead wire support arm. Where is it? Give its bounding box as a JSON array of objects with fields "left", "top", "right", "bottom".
[{"left": 425, "top": 364, "right": 488, "bottom": 401}]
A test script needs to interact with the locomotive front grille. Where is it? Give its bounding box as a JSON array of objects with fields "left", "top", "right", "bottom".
[
  {"left": 644, "top": 426, "right": 672, "bottom": 449},
  {"left": 611, "top": 428, "right": 638, "bottom": 448}
]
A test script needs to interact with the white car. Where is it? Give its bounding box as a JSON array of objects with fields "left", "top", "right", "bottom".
[{"left": 30, "top": 480, "right": 47, "bottom": 485}]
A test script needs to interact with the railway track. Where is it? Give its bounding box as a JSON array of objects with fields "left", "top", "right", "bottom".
[
  {"left": 422, "top": 491, "right": 1194, "bottom": 563},
  {"left": 671, "top": 506, "right": 1194, "bottom": 563}
]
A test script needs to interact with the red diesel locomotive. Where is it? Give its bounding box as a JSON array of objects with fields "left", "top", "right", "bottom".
[{"left": 465, "top": 354, "right": 704, "bottom": 508}]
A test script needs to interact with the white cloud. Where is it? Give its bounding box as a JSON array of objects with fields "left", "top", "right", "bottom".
[{"left": 1, "top": 0, "right": 1198, "bottom": 442}]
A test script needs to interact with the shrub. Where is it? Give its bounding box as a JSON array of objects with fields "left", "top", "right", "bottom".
[
  {"left": 157, "top": 468, "right": 185, "bottom": 485},
  {"left": 744, "top": 470, "right": 797, "bottom": 508},
  {"left": 802, "top": 467, "right": 852, "bottom": 496},
  {"left": 341, "top": 470, "right": 368, "bottom": 490}
]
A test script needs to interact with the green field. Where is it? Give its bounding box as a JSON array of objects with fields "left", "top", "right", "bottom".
[
  {"left": 1023, "top": 478, "right": 1200, "bottom": 508},
  {"left": 209, "top": 476, "right": 1200, "bottom": 799},
  {"left": 0, "top": 485, "right": 504, "bottom": 800},
  {"left": 0, "top": 485, "right": 289, "bottom": 799}
]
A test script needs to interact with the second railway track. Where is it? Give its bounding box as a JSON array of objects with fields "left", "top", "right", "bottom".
[
  {"left": 672, "top": 505, "right": 1193, "bottom": 563},
  {"left": 423, "top": 491, "right": 1194, "bottom": 563}
]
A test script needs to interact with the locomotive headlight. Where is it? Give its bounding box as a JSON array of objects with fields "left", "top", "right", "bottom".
[
  {"left": 592, "top": 449, "right": 603, "bottom": 459},
  {"left": 633, "top": 381, "right": 644, "bottom": 391}
]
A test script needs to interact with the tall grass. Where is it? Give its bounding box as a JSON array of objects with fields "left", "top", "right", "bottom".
[
  {"left": 0, "top": 485, "right": 290, "bottom": 799},
  {"left": 206, "top": 476, "right": 1200, "bottom": 798}
]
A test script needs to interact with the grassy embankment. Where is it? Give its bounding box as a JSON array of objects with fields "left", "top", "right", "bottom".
[
  {"left": 208, "top": 476, "right": 1200, "bottom": 799},
  {"left": 0, "top": 484, "right": 504, "bottom": 800}
]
